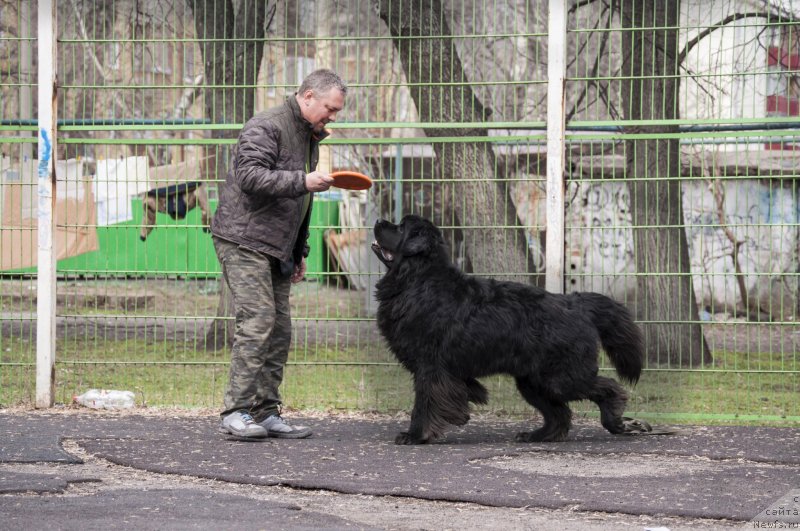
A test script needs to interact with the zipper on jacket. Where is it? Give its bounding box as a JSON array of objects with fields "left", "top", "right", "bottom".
[{"left": 289, "top": 140, "right": 314, "bottom": 262}]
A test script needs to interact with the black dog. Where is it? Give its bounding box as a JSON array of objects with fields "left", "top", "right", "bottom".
[{"left": 372, "top": 215, "right": 644, "bottom": 445}]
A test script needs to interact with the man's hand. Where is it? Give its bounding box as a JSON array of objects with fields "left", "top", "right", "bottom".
[
  {"left": 305, "top": 171, "right": 334, "bottom": 192},
  {"left": 291, "top": 257, "right": 307, "bottom": 284}
]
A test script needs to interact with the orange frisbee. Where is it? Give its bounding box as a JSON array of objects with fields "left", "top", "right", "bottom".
[{"left": 330, "top": 170, "right": 373, "bottom": 190}]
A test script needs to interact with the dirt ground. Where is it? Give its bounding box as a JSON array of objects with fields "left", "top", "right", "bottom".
[{"left": 0, "top": 408, "right": 744, "bottom": 531}]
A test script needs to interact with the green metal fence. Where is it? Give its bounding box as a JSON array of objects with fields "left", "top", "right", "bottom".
[{"left": 0, "top": 0, "right": 797, "bottom": 424}]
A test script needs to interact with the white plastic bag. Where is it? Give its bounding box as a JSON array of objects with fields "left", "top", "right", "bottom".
[{"left": 73, "top": 389, "right": 135, "bottom": 410}]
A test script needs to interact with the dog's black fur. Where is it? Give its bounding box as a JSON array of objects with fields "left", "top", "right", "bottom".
[{"left": 372, "top": 215, "right": 644, "bottom": 445}]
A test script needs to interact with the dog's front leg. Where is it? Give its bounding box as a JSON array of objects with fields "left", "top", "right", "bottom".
[
  {"left": 396, "top": 368, "right": 469, "bottom": 444},
  {"left": 396, "top": 384, "right": 433, "bottom": 444}
]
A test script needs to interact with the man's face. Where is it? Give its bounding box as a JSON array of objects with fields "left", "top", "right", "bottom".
[{"left": 298, "top": 88, "right": 345, "bottom": 133}]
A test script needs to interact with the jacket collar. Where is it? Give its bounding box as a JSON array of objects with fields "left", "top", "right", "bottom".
[{"left": 287, "top": 94, "right": 330, "bottom": 142}]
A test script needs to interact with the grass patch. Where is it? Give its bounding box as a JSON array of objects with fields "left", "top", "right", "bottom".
[
  {"left": 0, "top": 336, "right": 797, "bottom": 426},
  {"left": 627, "top": 348, "right": 799, "bottom": 423}
]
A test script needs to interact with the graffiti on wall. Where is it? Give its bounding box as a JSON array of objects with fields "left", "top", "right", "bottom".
[
  {"left": 565, "top": 181, "right": 635, "bottom": 299},
  {"left": 682, "top": 180, "right": 798, "bottom": 317},
  {"left": 561, "top": 179, "right": 798, "bottom": 319}
]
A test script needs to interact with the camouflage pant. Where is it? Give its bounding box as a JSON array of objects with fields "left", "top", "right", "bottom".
[{"left": 213, "top": 237, "right": 292, "bottom": 422}]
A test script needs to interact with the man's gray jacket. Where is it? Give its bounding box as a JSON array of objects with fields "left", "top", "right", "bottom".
[{"left": 211, "top": 96, "right": 326, "bottom": 266}]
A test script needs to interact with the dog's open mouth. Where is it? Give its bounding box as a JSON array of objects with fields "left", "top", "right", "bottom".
[{"left": 371, "top": 241, "right": 395, "bottom": 263}]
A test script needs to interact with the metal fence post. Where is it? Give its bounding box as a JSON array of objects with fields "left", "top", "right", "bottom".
[
  {"left": 394, "top": 143, "right": 403, "bottom": 224},
  {"left": 545, "top": 0, "right": 567, "bottom": 294},
  {"left": 36, "top": 0, "right": 57, "bottom": 408}
]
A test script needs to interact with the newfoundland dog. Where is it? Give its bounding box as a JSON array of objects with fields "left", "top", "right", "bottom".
[{"left": 372, "top": 215, "right": 645, "bottom": 445}]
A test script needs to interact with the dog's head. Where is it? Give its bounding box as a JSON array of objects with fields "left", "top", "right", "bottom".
[{"left": 371, "top": 215, "right": 447, "bottom": 269}]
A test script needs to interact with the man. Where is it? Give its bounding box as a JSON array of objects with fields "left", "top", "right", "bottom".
[{"left": 211, "top": 69, "right": 347, "bottom": 439}]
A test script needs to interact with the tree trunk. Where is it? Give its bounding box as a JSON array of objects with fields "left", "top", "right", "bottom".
[
  {"left": 190, "top": 0, "right": 274, "bottom": 349},
  {"left": 619, "top": 0, "right": 711, "bottom": 366},
  {"left": 376, "top": 0, "right": 534, "bottom": 281}
]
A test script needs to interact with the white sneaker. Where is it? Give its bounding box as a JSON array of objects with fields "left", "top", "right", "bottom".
[
  {"left": 259, "top": 415, "right": 312, "bottom": 439},
  {"left": 219, "top": 411, "right": 268, "bottom": 438}
]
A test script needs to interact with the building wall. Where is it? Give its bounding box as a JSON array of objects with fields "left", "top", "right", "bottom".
[{"left": 563, "top": 174, "right": 799, "bottom": 320}]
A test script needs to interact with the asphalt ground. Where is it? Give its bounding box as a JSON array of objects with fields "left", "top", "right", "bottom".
[{"left": 1, "top": 410, "right": 798, "bottom": 530}]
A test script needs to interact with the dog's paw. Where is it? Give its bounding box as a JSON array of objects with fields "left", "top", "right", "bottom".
[
  {"left": 449, "top": 412, "right": 470, "bottom": 427},
  {"left": 515, "top": 429, "right": 568, "bottom": 443},
  {"left": 515, "top": 430, "right": 540, "bottom": 443},
  {"left": 620, "top": 417, "right": 652, "bottom": 434},
  {"left": 395, "top": 432, "right": 427, "bottom": 445}
]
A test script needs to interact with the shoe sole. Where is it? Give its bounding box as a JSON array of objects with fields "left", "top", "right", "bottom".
[
  {"left": 222, "top": 434, "right": 271, "bottom": 442},
  {"left": 268, "top": 428, "right": 312, "bottom": 439},
  {"left": 218, "top": 426, "right": 268, "bottom": 439}
]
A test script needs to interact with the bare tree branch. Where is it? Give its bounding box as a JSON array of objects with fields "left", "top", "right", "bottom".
[
  {"left": 566, "top": 4, "right": 612, "bottom": 122},
  {"left": 708, "top": 179, "right": 750, "bottom": 311},
  {"left": 678, "top": 11, "right": 799, "bottom": 64},
  {"left": 68, "top": 0, "right": 156, "bottom": 162},
  {"left": 171, "top": 73, "right": 204, "bottom": 118}
]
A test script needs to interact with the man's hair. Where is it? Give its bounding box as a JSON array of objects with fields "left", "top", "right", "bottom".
[{"left": 298, "top": 68, "right": 348, "bottom": 97}]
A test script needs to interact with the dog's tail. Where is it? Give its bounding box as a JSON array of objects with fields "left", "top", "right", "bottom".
[{"left": 577, "top": 292, "right": 644, "bottom": 384}]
